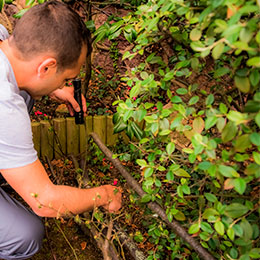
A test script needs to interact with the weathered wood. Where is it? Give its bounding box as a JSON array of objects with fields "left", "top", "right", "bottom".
[
  {"left": 79, "top": 124, "right": 87, "bottom": 156},
  {"left": 66, "top": 117, "right": 79, "bottom": 155},
  {"left": 93, "top": 115, "right": 106, "bottom": 144},
  {"left": 31, "top": 122, "right": 41, "bottom": 157},
  {"left": 85, "top": 115, "right": 93, "bottom": 138},
  {"left": 40, "top": 120, "right": 54, "bottom": 160},
  {"left": 106, "top": 115, "right": 118, "bottom": 146},
  {"left": 53, "top": 118, "right": 66, "bottom": 159}
]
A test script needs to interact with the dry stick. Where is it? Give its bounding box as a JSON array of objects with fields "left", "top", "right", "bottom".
[{"left": 90, "top": 132, "right": 216, "bottom": 260}]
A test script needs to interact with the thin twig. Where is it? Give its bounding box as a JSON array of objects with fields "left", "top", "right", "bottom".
[{"left": 54, "top": 220, "right": 79, "bottom": 260}]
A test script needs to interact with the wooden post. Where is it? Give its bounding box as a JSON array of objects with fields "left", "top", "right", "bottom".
[
  {"left": 79, "top": 124, "right": 86, "bottom": 155},
  {"left": 106, "top": 115, "right": 118, "bottom": 146},
  {"left": 85, "top": 115, "right": 93, "bottom": 138},
  {"left": 53, "top": 118, "right": 66, "bottom": 159},
  {"left": 31, "top": 122, "right": 41, "bottom": 157},
  {"left": 40, "top": 120, "right": 54, "bottom": 160},
  {"left": 93, "top": 115, "right": 106, "bottom": 144},
  {"left": 66, "top": 117, "right": 79, "bottom": 155}
]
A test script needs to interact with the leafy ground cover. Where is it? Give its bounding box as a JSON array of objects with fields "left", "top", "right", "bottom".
[{"left": 1, "top": 0, "right": 260, "bottom": 259}]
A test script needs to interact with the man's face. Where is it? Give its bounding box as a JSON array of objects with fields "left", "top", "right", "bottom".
[{"left": 28, "top": 46, "right": 87, "bottom": 99}]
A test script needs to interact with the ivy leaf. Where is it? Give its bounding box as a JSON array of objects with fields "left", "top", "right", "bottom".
[
  {"left": 234, "top": 178, "right": 247, "bottom": 194},
  {"left": 225, "top": 203, "right": 249, "bottom": 218},
  {"left": 214, "top": 221, "right": 225, "bottom": 235}
]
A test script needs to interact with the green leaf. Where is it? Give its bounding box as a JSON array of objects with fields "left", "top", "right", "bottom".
[
  {"left": 188, "top": 223, "right": 200, "bottom": 234},
  {"left": 191, "top": 41, "right": 208, "bottom": 52},
  {"left": 176, "top": 88, "right": 188, "bottom": 95},
  {"left": 227, "top": 111, "right": 248, "bottom": 125},
  {"left": 214, "top": 221, "right": 225, "bottom": 236},
  {"left": 193, "top": 117, "right": 204, "bottom": 133},
  {"left": 0, "top": 0, "right": 4, "bottom": 12},
  {"left": 136, "top": 159, "right": 147, "bottom": 167},
  {"left": 218, "top": 165, "right": 239, "bottom": 178},
  {"left": 141, "top": 194, "right": 152, "bottom": 203},
  {"left": 255, "top": 112, "right": 260, "bottom": 127},
  {"left": 189, "top": 96, "right": 199, "bottom": 105},
  {"left": 234, "top": 134, "right": 251, "bottom": 152},
  {"left": 159, "top": 129, "right": 171, "bottom": 136},
  {"left": 239, "top": 254, "right": 250, "bottom": 260},
  {"left": 206, "top": 94, "right": 214, "bottom": 106},
  {"left": 174, "top": 168, "right": 191, "bottom": 177},
  {"left": 225, "top": 203, "right": 249, "bottom": 218},
  {"left": 250, "top": 132, "right": 260, "bottom": 146},
  {"left": 221, "top": 121, "right": 238, "bottom": 143},
  {"left": 205, "top": 116, "right": 218, "bottom": 130},
  {"left": 130, "top": 85, "right": 141, "bottom": 98},
  {"left": 249, "top": 248, "right": 260, "bottom": 259},
  {"left": 227, "top": 227, "right": 235, "bottom": 241},
  {"left": 205, "top": 193, "right": 217, "bottom": 203},
  {"left": 166, "top": 142, "right": 175, "bottom": 155},
  {"left": 190, "top": 28, "right": 202, "bottom": 41},
  {"left": 234, "top": 178, "right": 246, "bottom": 195},
  {"left": 144, "top": 167, "right": 153, "bottom": 178},
  {"left": 234, "top": 76, "right": 250, "bottom": 93},
  {"left": 212, "top": 42, "right": 224, "bottom": 59},
  {"left": 201, "top": 222, "right": 213, "bottom": 234},
  {"left": 253, "top": 152, "right": 260, "bottom": 165},
  {"left": 214, "top": 67, "right": 230, "bottom": 78},
  {"left": 247, "top": 57, "right": 260, "bottom": 68}
]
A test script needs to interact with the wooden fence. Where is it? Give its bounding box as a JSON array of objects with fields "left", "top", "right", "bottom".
[{"left": 31, "top": 115, "right": 125, "bottom": 160}]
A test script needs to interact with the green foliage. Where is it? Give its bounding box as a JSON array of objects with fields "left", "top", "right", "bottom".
[{"left": 93, "top": 0, "right": 260, "bottom": 258}]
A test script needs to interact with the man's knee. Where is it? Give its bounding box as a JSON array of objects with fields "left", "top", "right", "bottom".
[
  {"left": 20, "top": 216, "right": 45, "bottom": 253},
  {"left": 0, "top": 214, "right": 44, "bottom": 260}
]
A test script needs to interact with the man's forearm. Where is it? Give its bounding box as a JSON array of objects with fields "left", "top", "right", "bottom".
[{"left": 32, "top": 184, "right": 109, "bottom": 217}]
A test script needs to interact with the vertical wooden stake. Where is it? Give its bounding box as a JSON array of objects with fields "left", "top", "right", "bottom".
[
  {"left": 93, "top": 115, "right": 106, "bottom": 144},
  {"left": 40, "top": 120, "right": 54, "bottom": 160},
  {"left": 106, "top": 115, "right": 118, "bottom": 146},
  {"left": 53, "top": 118, "right": 66, "bottom": 159},
  {"left": 66, "top": 117, "right": 79, "bottom": 155},
  {"left": 31, "top": 122, "right": 41, "bottom": 157}
]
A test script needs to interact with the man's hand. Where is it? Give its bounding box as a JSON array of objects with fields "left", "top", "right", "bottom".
[
  {"left": 49, "top": 87, "right": 87, "bottom": 116},
  {"left": 102, "top": 185, "right": 122, "bottom": 213}
]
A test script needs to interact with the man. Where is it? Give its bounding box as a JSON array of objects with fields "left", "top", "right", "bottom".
[{"left": 0, "top": 1, "right": 122, "bottom": 259}]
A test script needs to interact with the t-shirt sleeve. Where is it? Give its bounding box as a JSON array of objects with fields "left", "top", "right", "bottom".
[{"left": 0, "top": 84, "right": 38, "bottom": 169}]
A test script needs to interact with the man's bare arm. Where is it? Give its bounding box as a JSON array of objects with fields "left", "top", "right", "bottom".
[{"left": 1, "top": 159, "right": 121, "bottom": 217}]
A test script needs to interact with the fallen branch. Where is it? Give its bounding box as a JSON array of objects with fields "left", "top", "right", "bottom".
[{"left": 90, "top": 132, "right": 216, "bottom": 260}]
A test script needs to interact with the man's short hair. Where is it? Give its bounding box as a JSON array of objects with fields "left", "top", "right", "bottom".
[{"left": 11, "top": 0, "right": 90, "bottom": 71}]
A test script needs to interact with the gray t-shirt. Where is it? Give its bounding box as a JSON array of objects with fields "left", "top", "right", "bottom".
[{"left": 0, "top": 25, "right": 37, "bottom": 169}]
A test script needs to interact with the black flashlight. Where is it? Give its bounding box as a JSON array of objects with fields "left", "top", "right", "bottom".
[{"left": 72, "top": 79, "right": 84, "bottom": 124}]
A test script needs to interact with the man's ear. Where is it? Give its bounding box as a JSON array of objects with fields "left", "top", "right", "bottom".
[{"left": 37, "top": 58, "right": 57, "bottom": 77}]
